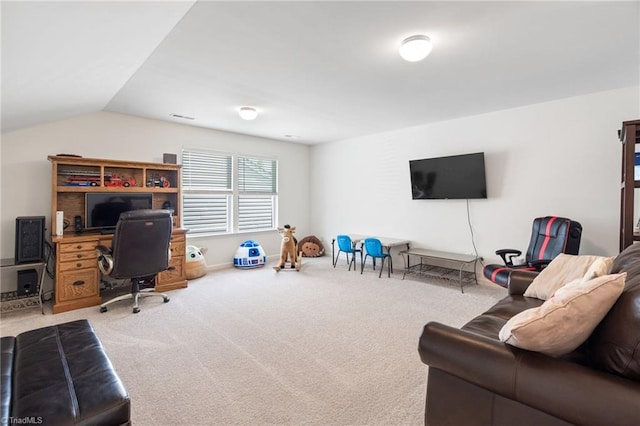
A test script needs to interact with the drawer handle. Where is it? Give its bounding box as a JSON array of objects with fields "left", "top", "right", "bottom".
[
  {"left": 168, "top": 266, "right": 176, "bottom": 271},
  {"left": 77, "top": 254, "right": 83, "bottom": 259},
  {"left": 72, "top": 280, "right": 85, "bottom": 286},
  {"left": 77, "top": 245, "right": 83, "bottom": 249},
  {"left": 76, "top": 263, "right": 82, "bottom": 268}
]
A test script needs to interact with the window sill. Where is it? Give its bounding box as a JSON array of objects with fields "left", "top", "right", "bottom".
[{"left": 186, "top": 228, "right": 278, "bottom": 239}]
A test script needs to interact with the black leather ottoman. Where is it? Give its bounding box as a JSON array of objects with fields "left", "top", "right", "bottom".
[{"left": 1, "top": 320, "right": 130, "bottom": 426}]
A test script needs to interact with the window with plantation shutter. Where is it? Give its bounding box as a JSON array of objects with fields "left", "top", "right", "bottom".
[
  {"left": 182, "top": 151, "right": 232, "bottom": 190},
  {"left": 183, "top": 193, "right": 230, "bottom": 234},
  {"left": 238, "top": 157, "right": 277, "bottom": 192},
  {"left": 182, "top": 149, "right": 278, "bottom": 235},
  {"left": 237, "top": 156, "right": 277, "bottom": 231}
]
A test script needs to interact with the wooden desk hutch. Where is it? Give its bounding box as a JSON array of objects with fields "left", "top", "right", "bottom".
[{"left": 48, "top": 155, "right": 187, "bottom": 314}]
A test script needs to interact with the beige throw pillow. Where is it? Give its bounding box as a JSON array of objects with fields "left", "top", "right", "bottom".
[
  {"left": 582, "top": 256, "right": 615, "bottom": 281},
  {"left": 523, "top": 254, "right": 615, "bottom": 300},
  {"left": 499, "top": 273, "right": 626, "bottom": 357}
]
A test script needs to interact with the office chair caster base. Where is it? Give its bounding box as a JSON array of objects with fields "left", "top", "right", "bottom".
[
  {"left": 133, "top": 307, "right": 140, "bottom": 314},
  {"left": 163, "top": 297, "right": 170, "bottom": 303},
  {"left": 100, "top": 306, "right": 108, "bottom": 313}
]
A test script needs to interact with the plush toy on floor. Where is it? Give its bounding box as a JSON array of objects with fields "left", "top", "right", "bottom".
[
  {"left": 297, "top": 235, "right": 325, "bottom": 257},
  {"left": 274, "top": 224, "right": 302, "bottom": 272},
  {"left": 185, "top": 246, "right": 208, "bottom": 279},
  {"left": 233, "top": 240, "right": 267, "bottom": 268}
]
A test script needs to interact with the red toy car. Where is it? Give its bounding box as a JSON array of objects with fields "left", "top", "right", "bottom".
[{"left": 104, "top": 174, "right": 136, "bottom": 187}]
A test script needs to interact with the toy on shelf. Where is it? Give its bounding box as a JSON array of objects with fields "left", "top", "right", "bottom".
[
  {"left": 60, "top": 170, "right": 101, "bottom": 186},
  {"left": 297, "top": 235, "right": 325, "bottom": 257},
  {"left": 146, "top": 173, "right": 170, "bottom": 188},
  {"left": 104, "top": 174, "right": 136, "bottom": 187},
  {"left": 274, "top": 224, "right": 302, "bottom": 272},
  {"left": 185, "top": 246, "right": 208, "bottom": 279},
  {"left": 233, "top": 240, "right": 266, "bottom": 268}
]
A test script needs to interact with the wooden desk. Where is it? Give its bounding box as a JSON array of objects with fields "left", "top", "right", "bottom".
[{"left": 51, "top": 228, "right": 187, "bottom": 314}]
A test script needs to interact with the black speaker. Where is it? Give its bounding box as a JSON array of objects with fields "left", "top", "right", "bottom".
[
  {"left": 17, "top": 268, "right": 38, "bottom": 296},
  {"left": 74, "top": 215, "right": 83, "bottom": 234},
  {"left": 15, "top": 216, "right": 45, "bottom": 264}
]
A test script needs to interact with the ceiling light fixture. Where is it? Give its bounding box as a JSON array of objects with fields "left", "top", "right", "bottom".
[
  {"left": 238, "top": 106, "right": 258, "bottom": 120},
  {"left": 399, "top": 35, "right": 432, "bottom": 62}
]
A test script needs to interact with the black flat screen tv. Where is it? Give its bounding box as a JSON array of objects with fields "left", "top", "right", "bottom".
[
  {"left": 409, "top": 152, "right": 487, "bottom": 199},
  {"left": 85, "top": 193, "right": 153, "bottom": 230}
]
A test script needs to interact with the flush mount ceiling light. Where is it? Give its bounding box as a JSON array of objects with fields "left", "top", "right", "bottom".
[
  {"left": 399, "top": 35, "right": 432, "bottom": 62},
  {"left": 238, "top": 106, "right": 258, "bottom": 120}
]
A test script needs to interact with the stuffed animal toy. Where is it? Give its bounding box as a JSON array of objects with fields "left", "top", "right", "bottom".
[
  {"left": 185, "top": 246, "right": 208, "bottom": 279},
  {"left": 274, "top": 224, "right": 299, "bottom": 271},
  {"left": 297, "top": 235, "right": 325, "bottom": 257}
]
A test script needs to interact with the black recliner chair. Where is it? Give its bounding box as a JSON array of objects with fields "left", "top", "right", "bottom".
[
  {"left": 483, "top": 216, "right": 582, "bottom": 287},
  {"left": 97, "top": 209, "right": 173, "bottom": 313}
]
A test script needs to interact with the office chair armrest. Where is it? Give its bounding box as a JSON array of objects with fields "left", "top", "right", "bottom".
[
  {"left": 495, "top": 249, "right": 521, "bottom": 266},
  {"left": 529, "top": 259, "right": 552, "bottom": 271},
  {"left": 96, "top": 245, "right": 112, "bottom": 256},
  {"left": 96, "top": 245, "right": 114, "bottom": 275}
]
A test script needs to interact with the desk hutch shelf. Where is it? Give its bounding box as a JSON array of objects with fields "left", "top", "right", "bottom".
[{"left": 48, "top": 155, "right": 187, "bottom": 314}]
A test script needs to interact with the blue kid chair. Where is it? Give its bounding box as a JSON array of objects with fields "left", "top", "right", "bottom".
[
  {"left": 362, "top": 238, "right": 391, "bottom": 278},
  {"left": 334, "top": 235, "right": 362, "bottom": 272}
]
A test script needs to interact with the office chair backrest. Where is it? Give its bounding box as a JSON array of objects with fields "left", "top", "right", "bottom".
[
  {"left": 110, "top": 209, "right": 173, "bottom": 279},
  {"left": 525, "top": 216, "right": 582, "bottom": 262},
  {"left": 364, "top": 238, "right": 384, "bottom": 257},
  {"left": 336, "top": 235, "right": 354, "bottom": 252}
]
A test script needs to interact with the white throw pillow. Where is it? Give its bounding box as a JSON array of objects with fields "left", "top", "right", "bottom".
[
  {"left": 499, "top": 273, "right": 626, "bottom": 357},
  {"left": 523, "top": 254, "right": 615, "bottom": 300}
]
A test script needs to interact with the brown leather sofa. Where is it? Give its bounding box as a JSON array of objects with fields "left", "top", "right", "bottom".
[
  {"left": 1, "top": 319, "right": 130, "bottom": 425},
  {"left": 419, "top": 243, "right": 640, "bottom": 426}
]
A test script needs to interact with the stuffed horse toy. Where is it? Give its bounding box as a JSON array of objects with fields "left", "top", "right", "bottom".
[{"left": 274, "top": 224, "right": 300, "bottom": 271}]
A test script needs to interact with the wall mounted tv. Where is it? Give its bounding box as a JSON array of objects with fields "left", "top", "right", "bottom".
[
  {"left": 409, "top": 152, "right": 487, "bottom": 200},
  {"left": 85, "top": 193, "right": 153, "bottom": 230}
]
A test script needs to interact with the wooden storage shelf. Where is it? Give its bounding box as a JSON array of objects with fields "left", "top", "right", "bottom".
[
  {"left": 55, "top": 187, "right": 178, "bottom": 193},
  {"left": 48, "top": 155, "right": 187, "bottom": 313},
  {"left": 618, "top": 120, "right": 640, "bottom": 251}
]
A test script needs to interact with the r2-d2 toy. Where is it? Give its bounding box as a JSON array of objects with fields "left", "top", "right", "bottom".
[{"left": 233, "top": 240, "right": 266, "bottom": 268}]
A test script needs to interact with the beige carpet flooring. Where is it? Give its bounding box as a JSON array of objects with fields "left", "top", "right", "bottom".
[{"left": 1, "top": 257, "right": 505, "bottom": 426}]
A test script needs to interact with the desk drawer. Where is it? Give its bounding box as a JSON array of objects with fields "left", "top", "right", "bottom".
[
  {"left": 58, "top": 269, "right": 99, "bottom": 302},
  {"left": 158, "top": 256, "right": 184, "bottom": 284},
  {"left": 60, "top": 258, "right": 97, "bottom": 272},
  {"left": 98, "top": 239, "right": 112, "bottom": 249},
  {"left": 60, "top": 242, "right": 96, "bottom": 254},
  {"left": 170, "top": 241, "right": 185, "bottom": 257},
  {"left": 59, "top": 250, "right": 97, "bottom": 263}
]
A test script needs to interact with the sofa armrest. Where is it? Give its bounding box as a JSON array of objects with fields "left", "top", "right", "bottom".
[
  {"left": 419, "top": 322, "right": 640, "bottom": 426},
  {"left": 1, "top": 337, "right": 15, "bottom": 426},
  {"left": 507, "top": 269, "right": 539, "bottom": 295}
]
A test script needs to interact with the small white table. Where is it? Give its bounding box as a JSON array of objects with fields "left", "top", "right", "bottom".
[{"left": 400, "top": 248, "right": 481, "bottom": 293}]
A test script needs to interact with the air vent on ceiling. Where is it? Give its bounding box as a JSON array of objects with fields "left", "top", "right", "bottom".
[{"left": 170, "top": 113, "right": 195, "bottom": 120}]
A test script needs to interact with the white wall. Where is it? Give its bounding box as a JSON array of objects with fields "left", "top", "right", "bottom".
[
  {"left": 310, "top": 87, "right": 639, "bottom": 270},
  {"left": 1, "top": 111, "right": 311, "bottom": 271},
  {"left": 2, "top": 87, "right": 638, "bottom": 286}
]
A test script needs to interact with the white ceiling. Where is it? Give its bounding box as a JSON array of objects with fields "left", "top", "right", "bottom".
[{"left": 2, "top": 1, "right": 638, "bottom": 144}]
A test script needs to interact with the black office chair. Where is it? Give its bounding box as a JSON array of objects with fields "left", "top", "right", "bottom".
[
  {"left": 483, "top": 216, "right": 583, "bottom": 288},
  {"left": 97, "top": 209, "right": 172, "bottom": 313}
]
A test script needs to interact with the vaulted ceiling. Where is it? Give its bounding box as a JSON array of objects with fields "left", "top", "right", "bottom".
[{"left": 2, "top": 1, "right": 638, "bottom": 144}]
